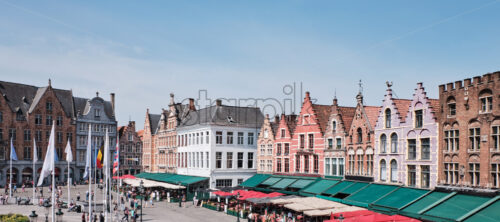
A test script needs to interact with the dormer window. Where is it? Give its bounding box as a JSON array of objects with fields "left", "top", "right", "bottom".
[
  {"left": 16, "top": 110, "right": 25, "bottom": 121},
  {"left": 385, "top": 109, "right": 391, "bottom": 128},
  {"left": 281, "top": 129, "right": 286, "bottom": 138},
  {"left": 95, "top": 109, "right": 101, "bottom": 117},
  {"left": 46, "top": 102, "right": 53, "bottom": 112},
  {"left": 227, "top": 116, "right": 235, "bottom": 123},
  {"left": 332, "top": 120, "right": 337, "bottom": 131},
  {"left": 357, "top": 128, "right": 363, "bottom": 143}
]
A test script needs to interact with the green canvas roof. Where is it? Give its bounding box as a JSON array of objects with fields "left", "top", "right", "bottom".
[
  {"left": 135, "top": 172, "right": 208, "bottom": 186},
  {"left": 322, "top": 181, "right": 355, "bottom": 196},
  {"left": 270, "top": 178, "right": 297, "bottom": 189},
  {"left": 289, "top": 179, "right": 315, "bottom": 189},
  {"left": 423, "top": 194, "right": 490, "bottom": 221},
  {"left": 400, "top": 191, "right": 449, "bottom": 216},
  {"left": 301, "top": 179, "right": 339, "bottom": 194},
  {"left": 371, "top": 187, "right": 429, "bottom": 210},
  {"left": 464, "top": 197, "right": 500, "bottom": 222},
  {"left": 240, "top": 174, "right": 271, "bottom": 188},
  {"left": 261, "top": 177, "right": 282, "bottom": 186},
  {"left": 344, "top": 183, "right": 399, "bottom": 205},
  {"left": 338, "top": 182, "right": 369, "bottom": 195}
]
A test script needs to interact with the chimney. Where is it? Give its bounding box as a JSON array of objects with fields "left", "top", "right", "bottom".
[
  {"left": 216, "top": 99, "right": 222, "bottom": 106},
  {"left": 305, "top": 91, "right": 310, "bottom": 100},
  {"left": 274, "top": 115, "right": 280, "bottom": 123},
  {"left": 48, "top": 78, "right": 52, "bottom": 87},
  {"left": 333, "top": 97, "right": 338, "bottom": 106},
  {"left": 189, "top": 98, "right": 196, "bottom": 110},
  {"left": 110, "top": 93, "right": 115, "bottom": 116},
  {"left": 170, "top": 93, "right": 175, "bottom": 105}
]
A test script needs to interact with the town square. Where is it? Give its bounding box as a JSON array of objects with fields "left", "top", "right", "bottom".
[{"left": 1, "top": 1, "right": 500, "bottom": 222}]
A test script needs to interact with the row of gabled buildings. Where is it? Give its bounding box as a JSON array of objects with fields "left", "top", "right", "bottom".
[{"left": 257, "top": 71, "right": 500, "bottom": 191}]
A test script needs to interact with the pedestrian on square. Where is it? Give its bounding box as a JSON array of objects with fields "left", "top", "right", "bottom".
[
  {"left": 86, "top": 191, "right": 89, "bottom": 201},
  {"left": 22, "top": 184, "right": 25, "bottom": 193},
  {"left": 93, "top": 213, "right": 97, "bottom": 222},
  {"left": 81, "top": 212, "right": 86, "bottom": 222},
  {"left": 99, "top": 212, "right": 104, "bottom": 222},
  {"left": 122, "top": 207, "right": 130, "bottom": 222},
  {"left": 40, "top": 188, "right": 43, "bottom": 197},
  {"left": 77, "top": 192, "right": 81, "bottom": 201},
  {"left": 13, "top": 185, "right": 17, "bottom": 193}
]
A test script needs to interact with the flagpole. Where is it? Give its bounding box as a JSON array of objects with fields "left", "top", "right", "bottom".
[
  {"left": 104, "top": 128, "right": 108, "bottom": 222},
  {"left": 9, "top": 150, "right": 12, "bottom": 198},
  {"left": 51, "top": 120, "right": 56, "bottom": 222},
  {"left": 67, "top": 158, "right": 70, "bottom": 204},
  {"left": 33, "top": 139, "right": 36, "bottom": 204},
  {"left": 88, "top": 124, "right": 92, "bottom": 222}
]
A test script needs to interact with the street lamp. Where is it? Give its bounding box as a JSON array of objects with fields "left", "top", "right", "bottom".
[
  {"left": 29, "top": 210, "right": 38, "bottom": 222},
  {"left": 55, "top": 208, "right": 64, "bottom": 222},
  {"left": 139, "top": 180, "right": 144, "bottom": 222},
  {"left": 236, "top": 193, "right": 240, "bottom": 222},
  {"left": 178, "top": 182, "right": 182, "bottom": 208},
  {"left": 42, "top": 202, "right": 51, "bottom": 222}
]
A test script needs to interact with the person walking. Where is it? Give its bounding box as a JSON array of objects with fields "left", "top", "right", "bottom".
[
  {"left": 99, "top": 212, "right": 104, "bottom": 222},
  {"left": 77, "top": 192, "right": 81, "bottom": 201},
  {"left": 81, "top": 212, "right": 86, "bottom": 222},
  {"left": 121, "top": 207, "right": 129, "bottom": 222}
]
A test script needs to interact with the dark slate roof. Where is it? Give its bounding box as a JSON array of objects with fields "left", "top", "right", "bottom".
[
  {"left": 180, "top": 105, "right": 264, "bottom": 128},
  {"left": 148, "top": 113, "right": 161, "bottom": 134},
  {"left": 73, "top": 97, "right": 88, "bottom": 115},
  {"left": 74, "top": 96, "right": 115, "bottom": 120},
  {"left": 0, "top": 80, "right": 75, "bottom": 118}
]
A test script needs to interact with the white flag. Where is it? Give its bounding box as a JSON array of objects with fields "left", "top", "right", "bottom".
[
  {"left": 83, "top": 125, "right": 92, "bottom": 179},
  {"left": 38, "top": 123, "right": 55, "bottom": 186},
  {"left": 33, "top": 139, "right": 38, "bottom": 162},
  {"left": 103, "top": 129, "right": 110, "bottom": 169},
  {"left": 65, "top": 140, "right": 73, "bottom": 162}
]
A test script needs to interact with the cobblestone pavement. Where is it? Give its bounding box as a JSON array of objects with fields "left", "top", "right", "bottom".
[{"left": 0, "top": 185, "right": 236, "bottom": 222}]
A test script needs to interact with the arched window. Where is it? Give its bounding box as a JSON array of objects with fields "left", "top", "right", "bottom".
[
  {"left": 390, "top": 160, "right": 398, "bottom": 182},
  {"left": 380, "top": 134, "right": 387, "bottom": 153},
  {"left": 264, "top": 129, "right": 268, "bottom": 138},
  {"left": 357, "top": 128, "right": 363, "bottom": 143},
  {"left": 332, "top": 120, "right": 337, "bottom": 131},
  {"left": 391, "top": 133, "right": 398, "bottom": 153},
  {"left": 385, "top": 109, "right": 391, "bottom": 128},
  {"left": 380, "top": 160, "right": 387, "bottom": 181}
]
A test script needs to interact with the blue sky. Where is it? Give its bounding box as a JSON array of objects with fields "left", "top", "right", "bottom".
[{"left": 1, "top": 0, "right": 499, "bottom": 129}]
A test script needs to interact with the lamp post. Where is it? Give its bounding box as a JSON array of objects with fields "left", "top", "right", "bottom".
[
  {"left": 236, "top": 193, "right": 240, "bottom": 222},
  {"left": 55, "top": 208, "right": 64, "bottom": 222},
  {"left": 42, "top": 202, "right": 51, "bottom": 222},
  {"left": 178, "top": 182, "right": 182, "bottom": 208},
  {"left": 139, "top": 180, "right": 144, "bottom": 222},
  {"left": 29, "top": 210, "right": 38, "bottom": 222}
]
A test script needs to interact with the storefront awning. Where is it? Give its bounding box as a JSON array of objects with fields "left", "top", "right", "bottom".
[
  {"left": 301, "top": 179, "right": 339, "bottom": 195},
  {"left": 123, "top": 178, "right": 185, "bottom": 189},
  {"left": 371, "top": 187, "right": 429, "bottom": 212},
  {"left": 239, "top": 174, "right": 270, "bottom": 188},
  {"left": 135, "top": 172, "right": 208, "bottom": 186},
  {"left": 344, "top": 184, "right": 399, "bottom": 207},
  {"left": 270, "top": 178, "right": 297, "bottom": 189}
]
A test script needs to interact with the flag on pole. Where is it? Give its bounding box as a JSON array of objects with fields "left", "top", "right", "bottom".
[
  {"left": 37, "top": 123, "right": 55, "bottom": 186},
  {"left": 113, "top": 137, "right": 119, "bottom": 175},
  {"left": 10, "top": 138, "right": 18, "bottom": 161},
  {"left": 65, "top": 140, "right": 73, "bottom": 162},
  {"left": 83, "top": 126, "right": 92, "bottom": 179},
  {"left": 96, "top": 142, "right": 103, "bottom": 169},
  {"left": 33, "top": 140, "right": 38, "bottom": 162}
]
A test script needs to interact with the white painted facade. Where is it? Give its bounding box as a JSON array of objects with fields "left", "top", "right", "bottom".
[{"left": 176, "top": 125, "right": 258, "bottom": 189}]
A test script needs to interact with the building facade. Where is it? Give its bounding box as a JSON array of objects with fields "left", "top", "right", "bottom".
[
  {"left": 438, "top": 72, "right": 500, "bottom": 189},
  {"left": 0, "top": 80, "right": 76, "bottom": 186},
  {"left": 323, "top": 97, "right": 355, "bottom": 178},
  {"left": 118, "top": 121, "right": 142, "bottom": 176},
  {"left": 142, "top": 110, "right": 160, "bottom": 173},
  {"left": 345, "top": 92, "right": 380, "bottom": 182},
  {"left": 273, "top": 113, "right": 297, "bottom": 175},
  {"left": 374, "top": 83, "right": 439, "bottom": 189},
  {"left": 257, "top": 114, "right": 277, "bottom": 174},
  {"left": 176, "top": 100, "right": 263, "bottom": 189},
  {"left": 74, "top": 93, "right": 117, "bottom": 182}
]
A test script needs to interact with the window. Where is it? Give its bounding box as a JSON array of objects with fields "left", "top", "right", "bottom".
[
  {"left": 35, "top": 114, "right": 42, "bottom": 125},
  {"left": 295, "top": 155, "right": 300, "bottom": 172},
  {"left": 277, "top": 158, "right": 282, "bottom": 172},
  {"left": 206, "top": 152, "right": 209, "bottom": 168},
  {"left": 380, "top": 134, "right": 387, "bottom": 153},
  {"left": 300, "top": 135, "right": 305, "bottom": 148},
  {"left": 248, "top": 152, "right": 253, "bottom": 168},
  {"left": 237, "top": 152, "right": 244, "bottom": 168},
  {"left": 267, "top": 144, "right": 273, "bottom": 155},
  {"left": 492, "top": 164, "right": 500, "bottom": 188},
  {"left": 444, "top": 129, "right": 459, "bottom": 151},
  {"left": 469, "top": 128, "right": 481, "bottom": 151},
  {"left": 492, "top": 126, "right": 500, "bottom": 150},
  {"left": 226, "top": 132, "right": 233, "bottom": 144},
  {"left": 390, "top": 160, "right": 398, "bottom": 182},
  {"left": 367, "top": 154, "right": 373, "bottom": 176},
  {"left": 56, "top": 116, "right": 63, "bottom": 126},
  {"left": 385, "top": 109, "right": 391, "bottom": 128},
  {"left": 46, "top": 115, "right": 53, "bottom": 125},
  {"left": 16, "top": 110, "right": 25, "bottom": 121},
  {"left": 480, "top": 96, "right": 493, "bottom": 112},
  {"left": 216, "top": 131, "right": 222, "bottom": 144},
  {"left": 248, "top": 132, "right": 254, "bottom": 145},
  {"left": 0, "top": 128, "right": 3, "bottom": 141},
  {"left": 339, "top": 158, "right": 344, "bottom": 176},
  {"left": 349, "top": 154, "right": 355, "bottom": 174},
  {"left": 415, "top": 110, "right": 423, "bottom": 128},
  {"left": 336, "top": 138, "right": 342, "bottom": 149},
  {"left": 276, "top": 144, "right": 282, "bottom": 156},
  {"left": 23, "top": 130, "right": 31, "bottom": 141},
  {"left": 444, "top": 162, "right": 460, "bottom": 185},
  {"left": 469, "top": 163, "right": 480, "bottom": 186},
  {"left": 23, "top": 146, "right": 31, "bottom": 160},
  {"left": 237, "top": 132, "right": 244, "bottom": 144},
  {"left": 9, "top": 129, "right": 16, "bottom": 140},
  {"left": 267, "top": 160, "right": 272, "bottom": 172},
  {"left": 46, "top": 102, "right": 52, "bottom": 112},
  {"left": 216, "top": 152, "right": 222, "bottom": 168},
  {"left": 95, "top": 109, "right": 101, "bottom": 117},
  {"left": 308, "top": 133, "right": 314, "bottom": 148},
  {"left": 408, "top": 165, "right": 416, "bottom": 187},
  {"left": 357, "top": 128, "right": 362, "bottom": 143},
  {"left": 66, "top": 133, "right": 73, "bottom": 143},
  {"left": 304, "top": 155, "right": 309, "bottom": 173},
  {"left": 237, "top": 179, "right": 243, "bottom": 185},
  {"left": 196, "top": 133, "right": 200, "bottom": 144},
  {"left": 259, "top": 160, "right": 265, "bottom": 171},
  {"left": 380, "top": 160, "right": 387, "bottom": 181},
  {"left": 421, "top": 138, "right": 430, "bottom": 160},
  {"left": 0, "top": 147, "right": 4, "bottom": 160},
  {"left": 57, "top": 132, "right": 63, "bottom": 143},
  {"left": 284, "top": 158, "right": 289, "bottom": 172},
  {"left": 284, "top": 143, "right": 289, "bottom": 155},
  {"left": 408, "top": 139, "right": 416, "bottom": 160},
  {"left": 215, "top": 179, "right": 232, "bottom": 188},
  {"left": 206, "top": 131, "right": 209, "bottom": 144},
  {"left": 0, "top": 112, "right": 2, "bottom": 123},
  {"left": 259, "top": 145, "right": 266, "bottom": 155},
  {"left": 226, "top": 152, "right": 233, "bottom": 169},
  {"left": 357, "top": 154, "right": 364, "bottom": 175},
  {"left": 325, "top": 158, "right": 331, "bottom": 175},
  {"left": 448, "top": 102, "right": 456, "bottom": 116},
  {"left": 328, "top": 138, "right": 333, "bottom": 149},
  {"left": 281, "top": 129, "right": 286, "bottom": 138},
  {"left": 391, "top": 133, "right": 398, "bottom": 153},
  {"left": 421, "top": 165, "right": 430, "bottom": 188},
  {"left": 264, "top": 129, "right": 268, "bottom": 138},
  {"left": 313, "top": 155, "right": 319, "bottom": 173},
  {"left": 332, "top": 120, "right": 337, "bottom": 131}
]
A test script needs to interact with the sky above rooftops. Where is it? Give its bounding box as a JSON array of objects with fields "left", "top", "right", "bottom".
[{"left": 0, "top": 0, "right": 499, "bottom": 129}]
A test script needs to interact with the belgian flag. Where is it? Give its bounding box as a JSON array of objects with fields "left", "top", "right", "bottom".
[{"left": 96, "top": 141, "right": 104, "bottom": 169}]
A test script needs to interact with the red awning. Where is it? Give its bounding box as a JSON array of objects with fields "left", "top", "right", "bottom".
[
  {"left": 113, "top": 174, "right": 136, "bottom": 179},
  {"left": 326, "top": 210, "right": 420, "bottom": 222}
]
